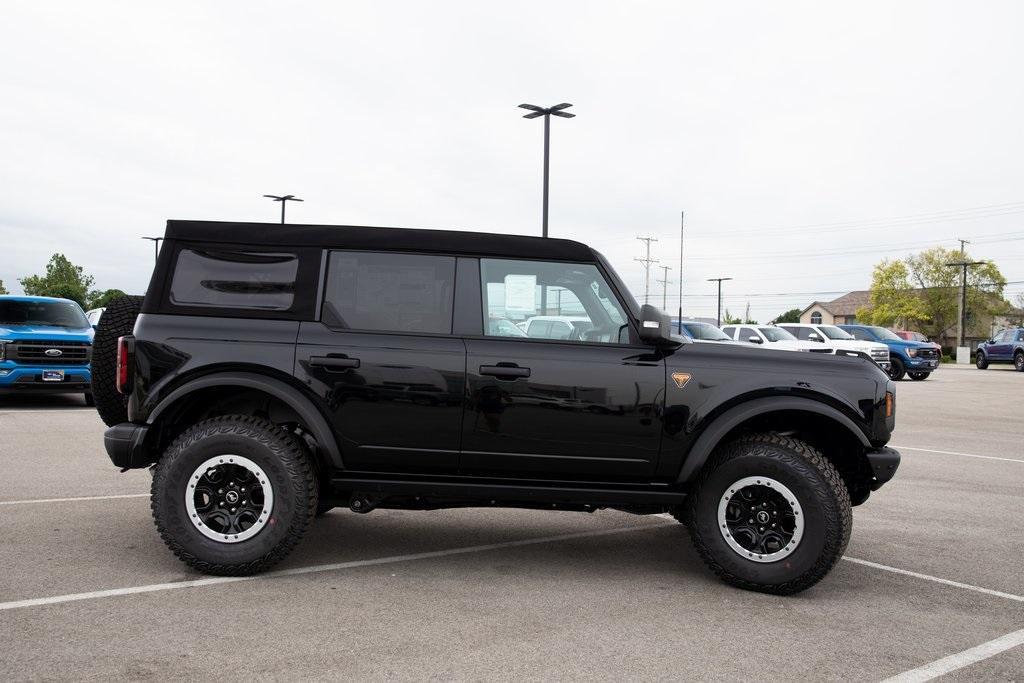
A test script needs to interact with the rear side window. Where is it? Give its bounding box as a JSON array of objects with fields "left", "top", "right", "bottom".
[
  {"left": 322, "top": 251, "right": 455, "bottom": 334},
  {"left": 721, "top": 326, "right": 736, "bottom": 337},
  {"left": 169, "top": 249, "right": 299, "bottom": 311}
]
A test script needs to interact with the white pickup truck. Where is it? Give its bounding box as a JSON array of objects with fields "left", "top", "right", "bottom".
[{"left": 777, "top": 323, "right": 891, "bottom": 371}]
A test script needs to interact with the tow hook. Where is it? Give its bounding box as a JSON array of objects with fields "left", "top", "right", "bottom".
[{"left": 349, "top": 493, "right": 382, "bottom": 513}]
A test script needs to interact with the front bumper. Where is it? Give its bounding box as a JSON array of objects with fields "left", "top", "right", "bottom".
[
  {"left": 104, "top": 422, "right": 152, "bottom": 469},
  {"left": 906, "top": 356, "right": 940, "bottom": 372},
  {"left": 866, "top": 446, "right": 900, "bottom": 490},
  {"left": 0, "top": 365, "right": 92, "bottom": 393}
]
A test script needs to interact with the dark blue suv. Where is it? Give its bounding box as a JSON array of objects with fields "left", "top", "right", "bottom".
[
  {"left": 976, "top": 328, "right": 1024, "bottom": 371},
  {"left": 839, "top": 324, "right": 940, "bottom": 381}
]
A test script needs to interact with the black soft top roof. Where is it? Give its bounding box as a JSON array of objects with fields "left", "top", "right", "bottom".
[{"left": 165, "top": 220, "right": 597, "bottom": 261}]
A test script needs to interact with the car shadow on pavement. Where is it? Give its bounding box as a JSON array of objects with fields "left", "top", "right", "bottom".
[{"left": 0, "top": 393, "right": 90, "bottom": 409}]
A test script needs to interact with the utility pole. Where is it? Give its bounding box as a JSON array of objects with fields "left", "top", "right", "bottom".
[
  {"left": 518, "top": 103, "right": 575, "bottom": 238},
  {"left": 707, "top": 277, "right": 733, "bottom": 328},
  {"left": 677, "top": 210, "right": 684, "bottom": 334},
  {"left": 141, "top": 237, "right": 162, "bottom": 264},
  {"left": 635, "top": 236, "right": 659, "bottom": 305},
  {"left": 945, "top": 259, "right": 984, "bottom": 352},
  {"left": 958, "top": 238, "right": 970, "bottom": 255},
  {"left": 263, "top": 194, "right": 304, "bottom": 224},
  {"left": 656, "top": 265, "right": 672, "bottom": 310}
]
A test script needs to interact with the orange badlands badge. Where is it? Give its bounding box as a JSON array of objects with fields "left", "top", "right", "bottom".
[{"left": 671, "top": 372, "right": 691, "bottom": 389}]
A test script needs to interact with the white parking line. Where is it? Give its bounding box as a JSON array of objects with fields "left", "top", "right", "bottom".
[
  {"left": 882, "top": 628, "right": 1024, "bottom": 683},
  {"left": 892, "top": 445, "right": 1024, "bottom": 464},
  {"left": 841, "top": 557, "right": 1024, "bottom": 603},
  {"left": 0, "top": 524, "right": 654, "bottom": 612},
  {"left": 0, "top": 493, "right": 148, "bottom": 506},
  {"left": 0, "top": 409, "right": 94, "bottom": 415}
]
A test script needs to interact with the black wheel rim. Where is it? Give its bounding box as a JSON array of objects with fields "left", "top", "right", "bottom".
[
  {"left": 719, "top": 476, "right": 803, "bottom": 562},
  {"left": 186, "top": 455, "right": 274, "bottom": 543}
]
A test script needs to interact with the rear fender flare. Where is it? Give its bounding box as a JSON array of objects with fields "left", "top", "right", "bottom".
[
  {"left": 676, "top": 396, "right": 870, "bottom": 483},
  {"left": 148, "top": 371, "right": 343, "bottom": 469}
]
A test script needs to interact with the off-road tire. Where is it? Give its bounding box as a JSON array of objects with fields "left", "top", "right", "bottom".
[
  {"left": 1015, "top": 351, "right": 1024, "bottom": 372},
  {"left": 151, "top": 415, "right": 318, "bottom": 575},
  {"left": 91, "top": 295, "right": 143, "bottom": 426},
  {"left": 887, "top": 356, "right": 906, "bottom": 381},
  {"left": 908, "top": 372, "right": 929, "bottom": 381},
  {"left": 681, "top": 433, "right": 852, "bottom": 595},
  {"left": 976, "top": 351, "right": 988, "bottom": 369},
  {"left": 315, "top": 502, "right": 335, "bottom": 517}
]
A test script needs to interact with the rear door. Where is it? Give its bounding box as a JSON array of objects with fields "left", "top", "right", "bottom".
[
  {"left": 294, "top": 251, "right": 466, "bottom": 473},
  {"left": 461, "top": 258, "right": 665, "bottom": 480}
]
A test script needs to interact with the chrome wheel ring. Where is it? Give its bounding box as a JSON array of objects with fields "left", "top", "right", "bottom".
[
  {"left": 718, "top": 476, "right": 804, "bottom": 563},
  {"left": 185, "top": 455, "right": 274, "bottom": 543}
]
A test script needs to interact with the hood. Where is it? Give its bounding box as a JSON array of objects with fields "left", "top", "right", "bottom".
[
  {"left": 887, "top": 338, "right": 936, "bottom": 350},
  {"left": 0, "top": 324, "right": 94, "bottom": 342}
]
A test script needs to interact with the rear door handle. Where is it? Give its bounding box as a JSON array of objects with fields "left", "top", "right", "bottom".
[
  {"left": 310, "top": 355, "right": 360, "bottom": 370},
  {"left": 480, "top": 364, "right": 530, "bottom": 379}
]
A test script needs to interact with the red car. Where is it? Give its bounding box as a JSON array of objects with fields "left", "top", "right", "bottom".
[{"left": 894, "top": 331, "right": 942, "bottom": 353}]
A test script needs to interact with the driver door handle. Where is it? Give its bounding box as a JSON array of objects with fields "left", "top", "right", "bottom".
[
  {"left": 310, "top": 355, "right": 360, "bottom": 370},
  {"left": 480, "top": 364, "right": 531, "bottom": 380}
]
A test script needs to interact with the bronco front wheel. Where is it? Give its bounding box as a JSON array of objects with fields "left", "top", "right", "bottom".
[
  {"left": 684, "top": 433, "right": 851, "bottom": 595},
  {"left": 151, "top": 415, "right": 317, "bottom": 575}
]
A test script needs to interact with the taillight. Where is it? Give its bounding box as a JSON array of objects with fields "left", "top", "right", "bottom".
[{"left": 116, "top": 336, "right": 130, "bottom": 394}]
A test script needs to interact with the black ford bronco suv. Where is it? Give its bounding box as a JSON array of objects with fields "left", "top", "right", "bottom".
[{"left": 96, "top": 220, "right": 899, "bottom": 594}]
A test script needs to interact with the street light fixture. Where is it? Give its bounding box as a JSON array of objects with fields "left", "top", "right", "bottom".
[
  {"left": 141, "top": 236, "right": 163, "bottom": 264},
  {"left": 263, "top": 194, "right": 304, "bottom": 224},
  {"left": 707, "top": 277, "right": 733, "bottom": 328},
  {"left": 519, "top": 102, "right": 575, "bottom": 238}
]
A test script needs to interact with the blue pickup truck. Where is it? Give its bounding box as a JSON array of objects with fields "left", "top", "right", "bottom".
[
  {"left": 976, "top": 328, "right": 1024, "bottom": 371},
  {"left": 839, "top": 324, "right": 940, "bottom": 381},
  {"left": 0, "top": 296, "right": 95, "bottom": 403}
]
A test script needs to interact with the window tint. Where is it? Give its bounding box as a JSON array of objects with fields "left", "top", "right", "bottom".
[
  {"left": 810, "top": 311, "right": 822, "bottom": 325},
  {"left": 721, "top": 326, "right": 736, "bottom": 338},
  {"left": 322, "top": 251, "right": 455, "bottom": 334},
  {"left": 170, "top": 249, "right": 298, "bottom": 310},
  {"left": 849, "top": 328, "right": 872, "bottom": 341},
  {"left": 480, "top": 259, "right": 628, "bottom": 344},
  {"left": 738, "top": 326, "right": 758, "bottom": 342}
]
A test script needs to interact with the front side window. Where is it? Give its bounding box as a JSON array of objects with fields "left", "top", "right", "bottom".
[
  {"left": 819, "top": 325, "right": 854, "bottom": 340},
  {"left": 322, "top": 251, "right": 455, "bottom": 334},
  {"left": 721, "top": 326, "right": 736, "bottom": 338},
  {"left": 738, "top": 326, "right": 759, "bottom": 342},
  {"left": 760, "top": 327, "right": 795, "bottom": 342},
  {"left": 480, "top": 259, "right": 628, "bottom": 344},
  {"left": 849, "top": 328, "right": 872, "bottom": 341},
  {"left": 170, "top": 249, "right": 298, "bottom": 311},
  {"left": 810, "top": 311, "right": 822, "bottom": 325}
]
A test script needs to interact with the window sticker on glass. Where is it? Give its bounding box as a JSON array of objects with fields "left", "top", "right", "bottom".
[{"left": 504, "top": 274, "right": 537, "bottom": 314}]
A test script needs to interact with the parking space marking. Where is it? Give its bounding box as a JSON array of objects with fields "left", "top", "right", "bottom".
[
  {"left": 0, "top": 493, "right": 148, "bottom": 506},
  {"left": 842, "top": 557, "right": 1024, "bottom": 603},
  {"left": 0, "top": 409, "right": 94, "bottom": 415},
  {"left": 882, "top": 628, "right": 1024, "bottom": 682},
  {"left": 0, "top": 524, "right": 655, "bottom": 612},
  {"left": 892, "top": 445, "right": 1024, "bottom": 464}
]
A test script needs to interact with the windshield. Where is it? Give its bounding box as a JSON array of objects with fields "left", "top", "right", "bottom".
[
  {"left": 683, "top": 322, "right": 731, "bottom": 341},
  {"left": 819, "top": 325, "right": 854, "bottom": 340},
  {"left": 759, "top": 327, "right": 795, "bottom": 342},
  {"left": 868, "top": 326, "right": 902, "bottom": 341},
  {"left": 0, "top": 300, "right": 90, "bottom": 329}
]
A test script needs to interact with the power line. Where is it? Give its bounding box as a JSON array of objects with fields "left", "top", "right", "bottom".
[{"left": 634, "top": 236, "right": 658, "bottom": 305}]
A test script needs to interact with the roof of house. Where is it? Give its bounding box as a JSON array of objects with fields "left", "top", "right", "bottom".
[{"left": 800, "top": 290, "right": 870, "bottom": 318}]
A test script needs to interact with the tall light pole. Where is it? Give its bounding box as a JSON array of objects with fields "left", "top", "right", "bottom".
[
  {"left": 635, "top": 236, "right": 659, "bottom": 305},
  {"left": 263, "top": 194, "right": 304, "bottom": 224},
  {"left": 657, "top": 265, "right": 672, "bottom": 310},
  {"left": 945, "top": 259, "right": 984, "bottom": 350},
  {"left": 677, "top": 211, "right": 685, "bottom": 334},
  {"left": 707, "top": 277, "right": 732, "bottom": 327},
  {"left": 141, "top": 236, "right": 162, "bottom": 264},
  {"left": 519, "top": 103, "right": 575, "bottom": 238}
]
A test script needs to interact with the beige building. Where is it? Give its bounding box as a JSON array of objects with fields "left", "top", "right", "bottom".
[{"left": 799, "top": 291, "right": 869, "bottom": 326}]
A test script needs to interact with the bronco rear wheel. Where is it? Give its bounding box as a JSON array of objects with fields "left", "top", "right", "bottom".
[
  {"left": 151, "top": 415, "right": 317, "bottom": 575},
  {"left": 683, "top": 433, "right": 851, "bottom": 595}
]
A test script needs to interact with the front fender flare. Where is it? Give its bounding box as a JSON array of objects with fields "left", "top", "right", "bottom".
[
  {"left": 148, "top": 371, "right": 344, "bottom": 469},
  {"left": 676, "top": 396, "right": 870, "bottom": 483}
]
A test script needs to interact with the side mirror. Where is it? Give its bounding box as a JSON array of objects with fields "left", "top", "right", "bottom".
[
  {"left": 808, "top": 333, "right": 822, "bottom": 342},
  {"left": 638, "top": 304, "right": 675, "bottom": 344},
  {"left": 748, "top": 336, "right": 763, "bottom": 344}
]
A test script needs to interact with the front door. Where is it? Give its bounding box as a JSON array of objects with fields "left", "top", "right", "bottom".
[
  {"left": 462, "top": 258, "right": 665, "bottom": 480},
  {"left": 294, "top": 251, "right": 466, "bottom": 473}
]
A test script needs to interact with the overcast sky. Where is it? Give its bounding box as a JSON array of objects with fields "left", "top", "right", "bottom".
[{"left": 2, "top": 1, "right": 1022, "bottom": 322}]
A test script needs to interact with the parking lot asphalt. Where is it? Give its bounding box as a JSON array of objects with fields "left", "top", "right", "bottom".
[{"left": 1, "top": 366, "right": 1022, "bottom": 681}]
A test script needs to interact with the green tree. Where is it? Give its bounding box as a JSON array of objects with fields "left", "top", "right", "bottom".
[
  {"left": 87, "top": 288, "right": 127, "bottom": 310},
  {"left": 0, "top": 279, "right": 8, "bottom": 295},
  {"left": 856, "top": 259, "right": 927, "bottom": 326},
  {"left": 19, "top": 254, "right": 95, "bottom": 309},
  {"left": 774, "top": 308, "right": 801, "bottom": 324},
  {"left": 858, "top": 247, "right": 1007, "bottom": 339},
  {"left": 722, "top": 308, "right": 756, "bottom": 325}
]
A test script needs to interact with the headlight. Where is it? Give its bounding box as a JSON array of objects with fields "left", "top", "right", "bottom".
[
  {"left": 0, "top": 340, "right": 10, "bottom": 361},
  {"left": 907, "top": 348, "right": 918, "bottom": 358}
]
